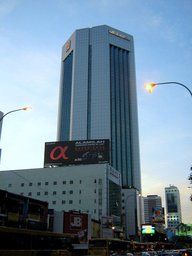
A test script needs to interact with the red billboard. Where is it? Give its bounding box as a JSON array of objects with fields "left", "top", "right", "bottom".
[
  {"left": 63, "top": 212, "right": 89, "bottom": 241},
  {"left": 44, "top": 139, "right": 109, "bottom": 167}
]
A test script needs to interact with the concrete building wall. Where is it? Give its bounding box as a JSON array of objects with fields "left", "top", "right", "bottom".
[{"left": 0, "top": 163, "right": 121, "bottom": 222}]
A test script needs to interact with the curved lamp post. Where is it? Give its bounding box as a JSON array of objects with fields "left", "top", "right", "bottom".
[
  {"left": 0, "top": 107, "right": 32, "bottom": 123},
  {"left": 144, "top": 81, "right": 192, "bottom": 202},
  {"left": 144, "top": 81, "right": 192, "bottom": 97},
  {"left": 0, "top": 106, "right": 32, "bottom": 163}
]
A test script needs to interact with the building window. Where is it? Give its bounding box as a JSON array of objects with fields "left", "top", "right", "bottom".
[
  {"left": 62, "top": 200, "right": 66, "bottom": 204},
  {"left": 37, "top": 192, "right": 40, "bottom": 196},
  {"left": 79, "top": 190, "right": 81, "bottom": 194},
  {"left": 29, "top": 182, "right": 32, "bottom": 186},
  {"left": 94, "top": 189, "right": 96, "bottom": 193},
  {"left": 52, "top": 201, "right": 56, "bottom": 205},
  {"left": 8, "top": 184, "right": 12, "bottom": 187},
  {"left": 69, "top": 190, "right": 73, "bottom": 194},
  {"left": 45, "top": 182, "right": 49, "bottom": 186},
  {"left": 37, "top": 182, "right": 41, "bottom": 186},
  {"left": 94, "top": 179, "right": 97, "bottom": 183},
  {"left": 79, "top": 200, "right": 81, "bottom": 204},
  {"left": 53, "top": 181, "right": 57, "bottom": 185},
  {"left": 21, "top": 183, "right": 24, "bottom": 187},
  {"left": 94, "top": 199, "right": 97, "bottom": 203},
  {"left": 70, "top": 180, "right": 73, "bottom": 184},
  {"left": 28, "top": 192, "right": 32, "bottom": 196},
  {"left": 62, "top": 191, "right": 66, "bottom": 194},
  {"left": 63, "top": 181, "right": 66, "bottom": 185},
  {"left": 69, "top": 200, "right": 73, "bottom": 204},
  {"left": 79, "top": 180, "right": 82, "bottom": 184},
  {"left": 53, "top": 191, "right": 57, "bottom": 195},
  {"left": 20, "top": 192, "right": 24, "bottom": 196},
  {"left": 44, "top": 191, "right": 48, "bottom": 195}
]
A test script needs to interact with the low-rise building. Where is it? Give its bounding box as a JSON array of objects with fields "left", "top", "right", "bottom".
[{"left": 0, "top": 164, "right": 121, "bottom": 224}]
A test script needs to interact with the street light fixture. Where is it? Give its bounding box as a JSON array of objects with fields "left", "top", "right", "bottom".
[
  {"left": 144, "top": 81, "right": 192, "bottom": 202},
  {"left": 0, "top": 106, "right": 32, "bottom": 163},
  {"left": 144, "top": 81, "right": 192, "bottom": 97},
  {"left": 0, "top": 107, "right": 32, "bottom": 123}
]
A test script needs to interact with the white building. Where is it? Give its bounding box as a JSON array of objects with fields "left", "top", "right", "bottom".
[
  {"left": 165, "top": 185, "right": 182, "bottom": 229},
  {"left": 0, "top": 164, "right": 121, "bottom": 222}
]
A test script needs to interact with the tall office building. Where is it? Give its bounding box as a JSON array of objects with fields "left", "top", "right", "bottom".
[
  {"left": 143, "top": 195, "right": 162, "bottom": 224},
  {"left": 165, "top": 185, "right": 182, "bottom": 230},
  {"left": 57, "top": 25, "right": 141, "bottom": 190},
  {"left": 57, "top": 25, "right": 141, "bottom": 238}
]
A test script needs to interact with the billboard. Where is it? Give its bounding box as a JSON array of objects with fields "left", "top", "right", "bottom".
[
  {"left": 44, "top": 139, "right": 109, "bottom": 167},
  {"left": 152, "top": 207, "right": 165, "bottom": 224},
  {"left": 63, "top": 212, "right": 89, "bottom": 242},
  {"left": 141, "top": 224, "right": 155, "bottom": 235}
]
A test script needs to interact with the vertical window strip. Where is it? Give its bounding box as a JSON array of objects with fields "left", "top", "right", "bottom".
[
  {"left": 61, "top": 52, "right": 73, "bottom": 141},
  {"left": 119, "top": 49, "right": 127, "bottom": 184},
  {"left": 110, "top": 45, "right": 133, "bottom": 187},
  {"left": 110, "top": 46, "right": 117, "bottom": 169},
  {"left": 87, "top": 45, "right": 92, "bottom": 139},
  {"left": 114, "top": 47, "right": 122, "bottom": 173},
  {"left": 124, "top": 51, "right": 133, "bottom": 186}
]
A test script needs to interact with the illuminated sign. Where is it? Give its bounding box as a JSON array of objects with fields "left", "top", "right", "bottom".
[
  {"left": 141, "top": 224, "right": 155, "bottom": 235},
  {"left": 44, "top": 139, "right": 109, "bottom": 167},
  {"left": 109, "top": 30, "right": 130, "bottom": 41}
]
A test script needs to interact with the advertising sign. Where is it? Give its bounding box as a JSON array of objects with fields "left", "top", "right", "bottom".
[
  {"left": 152, "top": 207, "right": 165, "bottom": 224},
  {"left": 44, "top": 139, "right": 109, "bottom": 167},
  {"left": 141, "top": 224, "right": 155, "bottom": 235},
  {"left": 63, "top": 212, "right": 89, "bottom": 242}
]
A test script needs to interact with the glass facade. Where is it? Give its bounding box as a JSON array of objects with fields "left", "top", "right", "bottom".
[
  {"left": 110, "top": 45, "right": 133, "bottom": 188},
  {"left": 58, "top": 52, "right": 73, "bottom": 141},
  {"left": 57, "top": 25, "right": 141, "bottom": 191}
]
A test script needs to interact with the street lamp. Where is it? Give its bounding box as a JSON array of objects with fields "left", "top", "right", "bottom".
[
  {"left": 0, "top": 106, "right": 32, "bottom": 123},
  {"left": 145, "top": 81, "right": 192, "bottom": 202},
  {"left": 0, "top": 107, "right": 32, "bottom": 163},
  {"left": 144, "top": 81, "right": 192, "bottom": 97}
]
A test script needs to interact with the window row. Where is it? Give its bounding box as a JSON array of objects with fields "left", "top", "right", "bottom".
[
  {"left": 21, "top": 189, "right": 99, "bottom": 197},
  {"left": 8, "top": 178, "right": 101, "bottom": 187}
]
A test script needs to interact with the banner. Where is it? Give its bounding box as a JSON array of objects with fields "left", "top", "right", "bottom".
[{"left": 44, "top": 139, "right": 109, "bottom": 167}]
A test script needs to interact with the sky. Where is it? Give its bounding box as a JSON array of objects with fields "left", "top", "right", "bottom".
[{"left": 0, "top": 0, "right": 192, "bottom": 224}]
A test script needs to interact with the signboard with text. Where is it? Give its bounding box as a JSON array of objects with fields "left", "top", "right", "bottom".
[
  {"left": 63, "top": 212, "right": 89, "bottom": 242},
  {"left": 44, "top": 139, "right": 109, "bottom": 167}
]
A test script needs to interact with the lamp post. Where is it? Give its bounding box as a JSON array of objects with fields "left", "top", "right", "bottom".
[
  {"left": 0, "top": 107, "right": 32, "bottom": 163},
  {"left": 0, "top": 107, "right": 32, "bottom": 123},
  {"left": 144, "top": 81, "right": 192, "bottom": 202},
  {"left": 144, "top": 81, "right": 192, "bottom": 97}
]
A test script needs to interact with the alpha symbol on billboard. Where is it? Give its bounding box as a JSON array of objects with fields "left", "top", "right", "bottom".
[
  {"left": 50, "top": 146, "right": 69, "bottom": 160},
  {"left": 70, "top": 216, "right": 82, "bottom": 229}
]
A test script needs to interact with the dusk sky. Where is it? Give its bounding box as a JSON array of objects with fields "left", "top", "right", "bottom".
[{"left": 0, "top": 0, "right": 192, "bottom": 223}]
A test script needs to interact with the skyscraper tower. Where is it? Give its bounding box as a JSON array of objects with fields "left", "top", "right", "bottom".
[
  {"left": 57, "top": 25, "right": 141, "bottom": 190},
  {"left": 165, "top": 185, "right": 182, "bottom": 229},
  {"left": 57, "top": 25, "right": 141, "bottom": 238}
]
